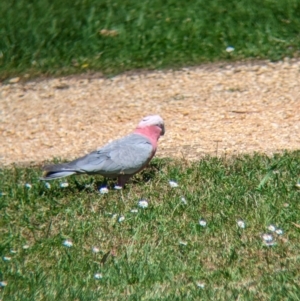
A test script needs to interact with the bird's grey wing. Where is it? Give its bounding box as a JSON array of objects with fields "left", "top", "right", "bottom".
[
  {"left": 70, "top": 134, "right": 153, "bottom": 176},
  {"left": 107, "top": 135, "right": 154, "bottom": 175}
]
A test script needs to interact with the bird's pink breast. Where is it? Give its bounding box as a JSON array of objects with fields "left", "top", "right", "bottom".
[{"left": 133, "top": 125, "right": 162, "bottom": 151}]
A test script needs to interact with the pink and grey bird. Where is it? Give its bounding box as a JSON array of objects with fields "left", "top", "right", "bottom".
[{"left": 40, "top": 115, "right": 165, "bottom": 187}]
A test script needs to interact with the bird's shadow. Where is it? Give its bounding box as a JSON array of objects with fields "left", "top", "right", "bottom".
[
  {"left": 132, "top": 158, "right": 169, "bottom": 185},
  {"left": 73, "top": 177, "right": 110, "bottom": 192}
]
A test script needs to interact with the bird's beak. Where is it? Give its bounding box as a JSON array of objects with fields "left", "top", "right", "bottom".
[{"left": 160, "top": 124, "right": 165, "bottom": 136}]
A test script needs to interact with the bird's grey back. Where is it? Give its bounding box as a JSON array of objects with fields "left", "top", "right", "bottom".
[{"left": 69, "top": 133, "right": 153, "bottom": 176}]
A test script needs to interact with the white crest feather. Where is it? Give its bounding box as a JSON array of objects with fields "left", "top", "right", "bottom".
[{"left": 138, "top": 115, "right": 164, "bottom": 127}]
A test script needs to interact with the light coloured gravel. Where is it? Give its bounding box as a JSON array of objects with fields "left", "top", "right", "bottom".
[{"left": 1, "top": 59, "right": 300, "bottom": 166}]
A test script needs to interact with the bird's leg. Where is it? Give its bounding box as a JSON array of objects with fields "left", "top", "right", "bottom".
[{"left": 117, "top": 175, "right": 131, "bottom": 187}]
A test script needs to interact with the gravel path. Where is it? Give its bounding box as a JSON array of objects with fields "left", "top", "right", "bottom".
[{"left": 1, "top": 59, "right": 300, "bottom": 166}]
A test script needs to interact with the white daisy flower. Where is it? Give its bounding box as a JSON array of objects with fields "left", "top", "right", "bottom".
[
  {"left": 181, "top": 197, "right": 187, "bottom": 205},
  {"left": 262, "top": 234, "right": 273, "bottom": 242},
  {"left": 44, "top": 182, "right": 51, "bottom": 189},
  {"left": 114, "top": 185, "right": 123, "bottom": 190},
  {"left": 130, "top": 209, "right": 138, "bottom": 213},
  {"left": 63, "top": 240, "right": 73, "bottom": 247},
  {"left": 2, "top": 256, "right": 11, "bottom": 261},
  {"left": 94, "top": 273, "right": 103, "bottom": 279},
  {"left": 179, "top": 241, "right": 188, "bottom": 246},
  {"left": 10, "top": 250, "right": 17, "bottom": 254},
  {"left": 199, "top": 219, "right": 207, "bottom": 227},
  {"left": 169, "top": 180, "right": 179, "bottom": 188},
  {"left": 262, "top": 234, "right": 276, "bottom": 246},
  {"left": 196, "top": 282, "right": 205, "bottom": 288},
  {"left": 25, "top": 183, "right": 32, "bottom": 189},
  {"left": 226, "top": 46, "right": 235, "bottom": 52},
  {"left": 0, "top": 281, "right": 7, "bottom": 287},
  {"left": 60, "top": 182, "right": 69, "bottom": 188},
  {"left": 138, "top": 200, "right": 149, "bottom": 208},
  {"left": 22, "top": 245, "right": 30, "bottom": 250},
  {"left": 237, "top": 220, "right": 245, "bottom": 229},
  {"left": 118, "top": 216, "right": 125, "bottom": 222},
  {"left": 99, "top": 187, "right": 109, "bottom": 194},
  {"left": 275, "top": 229, "right": 283, "bottom": 235},
  {"left": 295, "top": 182, "right": 300, "bottom": 189},
  {"left": 92, "top": 246, "right": 100, "bottom": 253},
  {"left": 268, "top": 225, "right": 276, "bottom": 232}
]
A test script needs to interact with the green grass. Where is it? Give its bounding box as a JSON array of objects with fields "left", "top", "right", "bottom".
[
  {"left": 2, "top": 1, "right": 300, "bottom": 299},
  {"left": 1, "top": 151, "right": 300, "bottom": 300},
  {"left": 1, "top": 0, "right": 300, "bottom": 79}
]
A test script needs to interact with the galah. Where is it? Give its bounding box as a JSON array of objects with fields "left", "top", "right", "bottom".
[{"left": 40, "top": 115, "right": 165, "bottom": 187}]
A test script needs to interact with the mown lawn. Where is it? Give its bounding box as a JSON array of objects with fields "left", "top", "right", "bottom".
[
  {"left": 1, "top": 1, "right": 300, "bottom": 299},
  {"left": 1, "top": 0, "right": 300, "bottom": 79},
  {"left": 1, "top": 152, "right": 300, "bottom": 300}
]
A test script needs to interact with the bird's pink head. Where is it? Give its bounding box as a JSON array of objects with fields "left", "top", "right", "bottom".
[
  {"left": 137, "top": 115, "right": 165, "bottom": 135},
  {"left": 134, "top": 115, "right": 165, "bottom": 145}
]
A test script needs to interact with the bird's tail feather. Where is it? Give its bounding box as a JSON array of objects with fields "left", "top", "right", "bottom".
[{"left": 40, "top": 163, "right": 78, "bottom": 181}]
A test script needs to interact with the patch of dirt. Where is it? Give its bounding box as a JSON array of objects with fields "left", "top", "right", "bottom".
[{"left": 1, "top": 59, "right": 300, "bottom": 166}]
